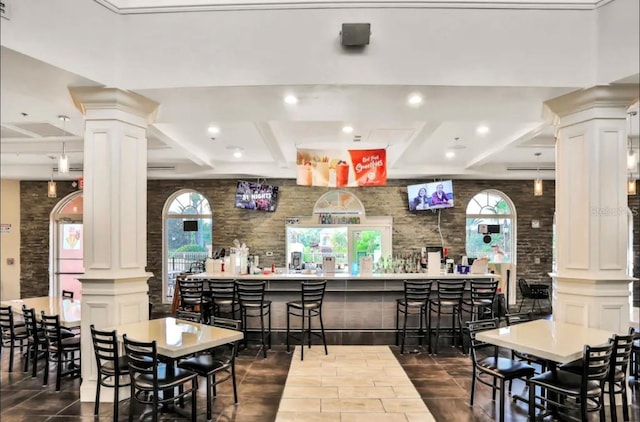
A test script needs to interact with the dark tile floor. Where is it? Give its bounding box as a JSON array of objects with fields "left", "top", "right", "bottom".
[{"left": 1, "top": 331, "right": 639, "bottom": 421}]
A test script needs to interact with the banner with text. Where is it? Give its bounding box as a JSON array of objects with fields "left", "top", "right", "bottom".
[{"left": 296, "top": 148, "right": 387, "bottom": 187}]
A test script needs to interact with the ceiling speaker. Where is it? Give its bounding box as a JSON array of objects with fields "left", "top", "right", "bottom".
[{"left": 341, "top": 23, "right": 370, "bottom": 47}]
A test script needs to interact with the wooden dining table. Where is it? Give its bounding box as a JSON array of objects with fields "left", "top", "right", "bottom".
[{"left": 1, "top": 296, "right": 81, "bottom": 328}]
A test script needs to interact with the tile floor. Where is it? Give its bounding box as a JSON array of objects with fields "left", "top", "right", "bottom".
[{"left": 1, "top": 332, "right": 639, "bottom": 421}]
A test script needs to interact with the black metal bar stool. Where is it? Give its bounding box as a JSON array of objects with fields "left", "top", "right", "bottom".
[
  {"left": 428, "top": 279, "right": 466, "bottom": 355},
  {"left": 286, "top": 280, "right": 328, "bottom": 361},
  {"left": 464, "top": 279, "right": 499, "bottom": 322},
  {"left": 395, "top": 280, "right": 432, "bottom": 354},
  {"left": 207, "top": 278, "right": 239, "bottom": 319},
  {"left": 236, "top": 281, "right": 272, "bottom": 358}
]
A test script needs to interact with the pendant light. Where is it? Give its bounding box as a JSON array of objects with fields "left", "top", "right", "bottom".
[
  {"left": 47, "top": 170, "right": 57, "bottom": 198},
  {"left": 628, "top": 111, "right": 638, "bottom": 196},
  {"left": 533, "top": 152, "right": 543, "bottom": 196},
  {"left": 58, "top": 115, "right": 69, "bottom": 174}
]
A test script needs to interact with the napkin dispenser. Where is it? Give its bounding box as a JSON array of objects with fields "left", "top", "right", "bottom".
[
  {"left": 323, "top": 256, "right": 336, "bottom": 273},
  {"left": 427, "top": 252, "right": 441, "bottom": 275}
]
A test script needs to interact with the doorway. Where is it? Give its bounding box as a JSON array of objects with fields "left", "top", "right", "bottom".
[{"left": 50, "top": 192, "right": 83, "bottom": 298}]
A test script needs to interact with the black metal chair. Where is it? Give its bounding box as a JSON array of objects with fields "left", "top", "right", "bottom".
[
  {"left": 123, "top": 334, "right": 198, "bottom": 422},
  {"left": 22, "top": 306, "right": 47, "bottom": 377},
  {"left": 207, "top": 279, "right": 239, "bottom": 320},
  {"left": 395, "top": 280, "right": 432, "bottom": 354},
  {"left": 528, "top": 341, "right": 614, "bottom": 422},
  {"left": 286, "top": 280, "right": 328, "bottom": 361},
  {"left": 41, "top": 312, "right": 81, "bottom": 391},
  {"left": 517, "top": 278, "right": 551, "bottom": 314},
  {"left": 467, "top": 318, "right": 536, "bottom": 422},
  {"left": 504, "top": 312, "right": 548, "bottom": 394},
  {"left": 90, "top": 325, "right": 130, "bottom": 421},
  {"left": 558, "top": 328, "right": 635, "bottom": 421},
  {"left": 0, "top": 305, "right": 28, "bottom": 372},
  {"left": 631, "top": 330, "right": 640, "bottom": 388},
  {"left": 175, "top": 310, "right": 203, "bottom": 323},
  {"left": 429, "top": 279, "right": 466, "bottom": 355},
  {"left": 464, "top": 279, "right": 499, "bottom": 321},
  {"left": 178, "top": 279, "right": 208, "bottom": 321},
  {"left": 236, "top": 281, "right": 272, "bottom": 358},
  {"left": 177, "top": 317, "right": 241, "bottom": 421}
]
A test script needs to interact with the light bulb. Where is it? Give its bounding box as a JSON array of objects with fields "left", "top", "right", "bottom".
[{"left": 58, "top": 153, "right": 69, "bottom": 174}]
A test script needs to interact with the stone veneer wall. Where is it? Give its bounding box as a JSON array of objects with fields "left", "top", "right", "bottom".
[{"left": 20, "top": 178, "right": 639, "bottom": 310}]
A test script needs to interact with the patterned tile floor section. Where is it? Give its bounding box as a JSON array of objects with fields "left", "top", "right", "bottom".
[{"left": 276, "top": 345, "right": 436, "bottom": 422}]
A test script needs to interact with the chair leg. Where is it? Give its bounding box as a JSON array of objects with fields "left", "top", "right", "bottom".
[
  {"left": 94, "top": 377, "right": 101, "bottom": 415},
  {"left": 231, "top": 360, "right": 239, "bottom": 404},
  {"left": 401, "top": 307, "right": 407, "bottom": 354},
  {"left": 31, "top": 345, "right": 39, "bottom": 378},
  {"left": 268, "top": 306, "right": 272, "bottom": 350},
  {"left": 528, "top": 382, "right": 536, "bottom": 421},
  {"left": 191, "top": 379, "right": 197, "bottom": 422},
  {"left": 9, "top": 338, "right": 14, "bottom": 372},
  {"left": 395, "top": 303, "right": 400, "bottom": 346},
  {"left": 55, "top": 351, "right": 62, "bottom": 391},
  {"left": 43, "top": 350, "right": 49, "bottom": 386},
  {"left": 621, "top": 381, "right": 629, "bottom": 421},
  {"left": 113, "top": 376, "right": 119, "bottom": 422},
  {"left": 470, "top": 370, "right": 476, "bottom": 405},
  {"left": 609, "top": 379, "right": 617, "bottom": 422},
  {"left": 23, "top": 344, "right": 30, "bottom": 373},
  {"left": 307, "top": 311, "right": 312, "bottom": 349},
  {"left": 300, "top": 308, "right": 305, "bottom": 361},
  {"left": 319, "top": 310, "right": 328, "bottom": 355},
  {"left": 425, "top": 305, "right": 432, "bottom": 354},
  {"left": 260, "top": 313, "right": 266, "bottom": 358},
  {"left": 128, "top": 384, "right": 135, "bottom": 422},
  {"left": 286, "top": 306, "right": 291, "bottom": 353},
  {"left": 206, "top": 375, "right": 212, "bottom": 421},
  {"left": 499, "top": 379, "right": 505, "bottom": 422}
]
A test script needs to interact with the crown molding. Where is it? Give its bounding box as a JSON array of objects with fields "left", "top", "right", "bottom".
[{"left": 94, "top": 0, "right": 606, "bottom": 14}]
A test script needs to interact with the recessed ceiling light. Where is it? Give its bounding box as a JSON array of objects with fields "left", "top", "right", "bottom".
[
  {"left": 445, "top": 151, "right": 455, "bottom": 159},
  {"left": 232, "top": 148, "right": 243, "bottom": 158},
  {"left": 208, "top": 126, "right": 220, "bottom": 134},
  {"left": 407, "top": 94, "right": 423, "bottom": 106},
  {"left": 342, "top": 126, "right": 354, "bottom": 134},
  {"left": 284, "top": 95, "right": 299, "bottom": 105},
  {"left": 476, "top": 125, "right": 490, "bottom": 135}
]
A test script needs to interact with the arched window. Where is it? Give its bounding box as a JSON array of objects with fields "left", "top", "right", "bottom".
[
  {"left": 465, "top": 190, "right": 516, "bottom": 264},
  {"left": 50, "top": 191, "right": 84, "bottom": 298},
  {"left": 162, "top": 190, "right": 212, "bottom": 303}
]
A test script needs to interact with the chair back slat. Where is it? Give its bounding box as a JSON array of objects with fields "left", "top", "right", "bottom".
[
  {"left": 518, "top": 279, "right": 533, "bottom": 296},
  {"left": 0, "top": 306, "right": 16, "bottom": 335},
  {"left": 610, "top": 330, "right": 635, "bottom": 375},
  {"left": 470, "top": 280, "right": 498, "bottom": 302},
  {"left": 22, "top": 306, "right": 40, "bottom": 338},
  {"left": 236, "top": 281, "right": 266, "bottom": 306},
  {"left": 582, "top": 343, "right": 614, "bottom": 382},
  {"left": 176, "top": 310, "right": 203, "bottom": 323},
  {"left": 40, "top": 313, "right": 63, "bottom": 346},
  {"left": 123, "top": 334, "right": 158, "bottom": 378},
  {"left": 302, "top": 281, "right": 327, "bottom": 306},
  {"left": 403, "top": 280, "right": 432, "bottom": 303},
  {"left": 435, "top": 280, "right": 466, "bottom": 301},
  {"left": 505, "top": 312, "right": 533, "bottom": 326},
  {"left": 90, "top": 325, "right": 121, "bottom": 367},
  {"left": 466, "top": 318, "right": 499, "bottom": 363},
  {"left": 207, "top": 279, "right": 237, "bottom": 302}
]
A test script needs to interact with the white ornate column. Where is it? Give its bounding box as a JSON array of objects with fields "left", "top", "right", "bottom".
[
  {"left": 544, "top": 85, "right": 639, "bottom": 333},
  {"left": 69, "top": 87, "right": 159, "bottom": 402}
]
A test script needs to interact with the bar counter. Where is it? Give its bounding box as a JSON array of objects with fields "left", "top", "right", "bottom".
[{"left": 184, "top": 272, "right": 500, "bottom": 345}]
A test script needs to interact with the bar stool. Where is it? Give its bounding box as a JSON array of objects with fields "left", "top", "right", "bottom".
[
  {"left": 207, "top": 279, "right": 239, "bottom": 319},
  {"left": 464, "top": 279, "right": 498, "bottom": 322},
  {"left": 236, "top": 281, "right": 272, "bottom": 358},
  {"left": 428, "top": 279, "right": 466, "bottom": 355},
  {"left": 395, "top": 280, "right": 432, "bottom": 354},
  {"left": 286, "top": 281, "right": 328, "bottom": 361},
  {"left": 178, "top": 279, "right": 209, "bottom": 322}
]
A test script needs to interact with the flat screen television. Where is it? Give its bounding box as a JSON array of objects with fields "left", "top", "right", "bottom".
[
  {"left": 183, "top": 220, "right": 198, "bottom": 232},
  {"left": 234, "top": 181, "right": 279, "bottom": 212},
  {"left": 407, "top": 180, "right": 454, "bottom": 211}
]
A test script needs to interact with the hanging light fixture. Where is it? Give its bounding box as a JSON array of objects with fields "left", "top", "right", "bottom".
[
  {"left": 628, "top": 111, "right": 638, "bottom": 196},
  {"left": 58, "top": 115, "right": 69, "bottom": 174},
  {"left": 533, "top": 152, "right": 543, "bottom": 196},
  {"left": 47, "top": 170, "right": 57, "bottom": 198}
]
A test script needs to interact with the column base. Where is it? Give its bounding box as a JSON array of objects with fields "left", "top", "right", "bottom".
[
  {"left": 551, "top": 275, "right": 633, "bottom": 333},
  {"left": 80, "top": 379, "right": 130, "bottom": 403}
]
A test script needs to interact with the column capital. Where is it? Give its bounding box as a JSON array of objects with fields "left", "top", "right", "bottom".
[
  {"left": 543, "top": 84, "right": 639, "bottom": 127},
  {"left": 68, "top": 87, "right": 159, "bottom": 127}
]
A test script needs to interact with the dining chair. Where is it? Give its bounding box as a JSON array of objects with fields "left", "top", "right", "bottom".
[
  {"left": 123, "top": 334, "right": 198, "bottom": 422},
  {"left": 464, "top": 279, "right": 499, "bottom": 321},
  {"left": 175, "top": 310, "right": 203, "bottom": 323},
  {"left": 504, "top": 312, "right": 548, "bottom": 394},
  {"left": 0, "top": 305, "right": 28, "bottom": 372},
  {"left": 21, "top": 306, "right": 48, "bottom": 377},
  {"left": 517, "top": 278, "right": 551, "bottom": 314},
  {"left": 178, "top": 279, "right": 209, "bottom": 322},
  {"left": 395, "top": 280, "right": 432, "bottom": 354},
  {"left": 528, "top": 341, "right": 614, "bottom": 422},
  {"left": 177, "top": 317, "right": 241, "bottom": 421},
  {"left": 236, "top": 281, "right": 272, "bottom": 358},
  {"left": 558, "top": 328, "right": 635, "bottom": 421},
  {"left": 90, "top": 325, "right": 130, "bottom": 421},
  {"left": 286, "top": 280, "right": 328, "bottom": 360},
  {"left": 631, "top": 330, "right": 640, "bottom": 388},
  {"left": 41, "top": 312, "right": 81, "bottom": 391},
  {"left": 466, "top": 318, "right": 535, "bottom": 422}
]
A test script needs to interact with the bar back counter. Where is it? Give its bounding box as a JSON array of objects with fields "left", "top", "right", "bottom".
[{"left": 186, "top": 273, "right": 500, "bottom": 345}]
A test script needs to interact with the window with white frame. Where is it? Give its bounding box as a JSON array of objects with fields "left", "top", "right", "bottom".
[
  {"left": 162, "top": 190, "right": 212, "bottom": 303},
  {"left": 465, "top": 190, "right": 516, "bottom": 263}
]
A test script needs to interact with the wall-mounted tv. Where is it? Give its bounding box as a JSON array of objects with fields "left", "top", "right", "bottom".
[
  {"left": 235, "top": 181, "right": 279, "bottom": 212},
  {"left": 407, "top": 180, "right": 454, "bottom": 211}
]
